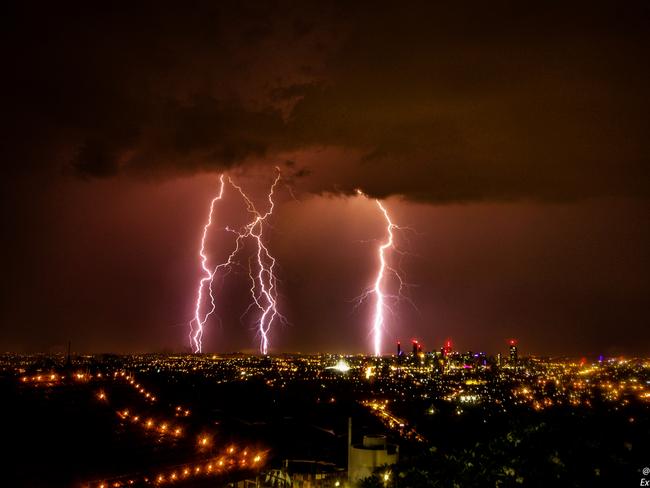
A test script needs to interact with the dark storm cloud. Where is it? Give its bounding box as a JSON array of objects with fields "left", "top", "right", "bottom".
[
  {"left": 69, "top": 97, "right": 288, "bottom": 177},
  {"left": 2, "top": 0, "right": 334, "bottom": 175},
  {"left": 283, "top": 2, "right": 650, "bottom": 201},
  {"left": 3, "top": 1, "right": 649, "bottom": 201}
]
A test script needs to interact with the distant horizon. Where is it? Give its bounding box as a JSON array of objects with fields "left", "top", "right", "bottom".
[
  {"left": 4, "top": 349, "right": 645, "bottom": 359},
  {"left": 2, "top": 324, "right": 643, "bottom": 358}
]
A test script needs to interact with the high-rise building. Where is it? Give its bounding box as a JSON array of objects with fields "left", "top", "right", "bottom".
[
  {"left": 509, "top": 340, "right": 518, "bottom": 365},
  {"left": 412, "top": 340, "right": 419, "bottom": 356},
  {"left": 396, "top": 341, "right": 402, "bottom": 356}
]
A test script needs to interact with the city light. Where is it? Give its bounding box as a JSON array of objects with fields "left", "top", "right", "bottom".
[
  {"left": 13, "top": 350, "right": 650, "bottom": 488},
  {"left": 329, "top": 359, "right": 351, "bottom": 373}
]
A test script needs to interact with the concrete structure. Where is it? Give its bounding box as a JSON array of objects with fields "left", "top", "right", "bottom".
[
  {"left": 260, "top": 460, "right": 344, "bottom": 488},
  {"left": 348, "top": 419, "right": 398, "bottom": 485}
]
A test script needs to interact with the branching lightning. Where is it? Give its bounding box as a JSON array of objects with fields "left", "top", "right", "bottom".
[
  {"left": 228, "top": 168, "right": 286, "bottom": 355},
  {"left": 189, "top": 168, "right": 286, "bottom": 355},
  {"left": 190, "top": 172, "right": 410, "bottom": 357},
  {"left": 355, "top": 191, "right": 413, "bottom": 356}
]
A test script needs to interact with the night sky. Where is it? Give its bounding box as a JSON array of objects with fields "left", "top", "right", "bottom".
[{"left": 2, "top": 1, "right": 649, "bottom": 356}]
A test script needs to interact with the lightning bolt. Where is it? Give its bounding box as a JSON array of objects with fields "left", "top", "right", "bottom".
[
  {"left": 189, "top": 175, "right": 226, "bottom": 353},
  {"left": 355, "top": 191, "right": 413, "bottom": 356},
  {"left": 189, "top": 169, "right": 286, "bottom": 354},
  {"left": 371, "top": 200, "right": 396, "bottom": 357},
  {"left": 228, "top": 168, "right": 286, "bottom": 355}
]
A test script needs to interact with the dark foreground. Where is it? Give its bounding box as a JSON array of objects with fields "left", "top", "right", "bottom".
[{"left": 2, "top": 353, "right": 649, "bottom": 487}]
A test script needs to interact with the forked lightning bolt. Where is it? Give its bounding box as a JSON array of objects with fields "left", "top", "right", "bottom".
[
  {"left": 189, "top": 169, "right": 285, "bottom": 354},
  {"left": 229, "top": 168, "right": 286, "bottom": 355}
]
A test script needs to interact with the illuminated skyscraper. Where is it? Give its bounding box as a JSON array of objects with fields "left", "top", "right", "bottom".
[{"left": 509, "top": 340, "right": 518, "bottom": 365}]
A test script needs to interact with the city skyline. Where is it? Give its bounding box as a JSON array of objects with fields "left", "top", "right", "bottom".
[{"left": 4, "top": 350, "right": 648, "bottom": 487}]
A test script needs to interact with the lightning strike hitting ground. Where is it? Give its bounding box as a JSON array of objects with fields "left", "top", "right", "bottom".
[
  {"left": 228, "top": 168, "right": 286, "bottom": 355},
  {"left": 191, "top": 223, "right": 248, "bottom": 353},
  {"left": 355, "top": 191, "right": 413, "bottom": 356},
  {"left": 189, "top": 169, "right": 286, "bottom": 354},
  {"left": 371, "top": 200, "right": 396, "bottom": 356},
  {"left": 189, "top": 175, "right": 225, "bottom": 353}
]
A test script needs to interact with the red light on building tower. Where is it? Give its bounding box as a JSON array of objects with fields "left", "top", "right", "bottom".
[
  {"left": 509, "top": 339, "right": 518, "bottom": 364},
  {"left": 442, "top": 339, "right": 452, "bottom": 356}
]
